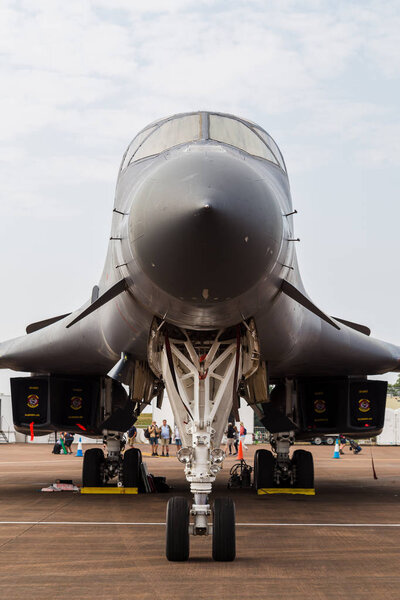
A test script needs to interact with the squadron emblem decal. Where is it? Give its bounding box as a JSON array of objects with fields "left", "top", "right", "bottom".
[
  {"left": 359, "top": 398, "right": 371, "bottom": 413},
  {"left": 71, "top": 396, "right": 83, "bottom": 411},
  {"left": 27, "top": 394, "right": 39, "bottom": 408},
  {"left": 314, "top": 399, "right": 326, "bottom": 413}
]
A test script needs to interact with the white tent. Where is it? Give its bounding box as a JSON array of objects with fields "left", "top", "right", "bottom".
[{"left": 376, "top": 408, "right": 400, "bottom": 445}]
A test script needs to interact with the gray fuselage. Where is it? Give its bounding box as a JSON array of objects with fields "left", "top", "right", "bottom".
[{"left": 1, "top": 112, "right": 399, "bottom": 381}]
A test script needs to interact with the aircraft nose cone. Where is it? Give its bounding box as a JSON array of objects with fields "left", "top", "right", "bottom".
[{"left": 128, "top": 151, "right": 283, "bottom": 303}]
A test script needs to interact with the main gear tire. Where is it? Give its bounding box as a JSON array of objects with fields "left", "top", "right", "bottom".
[
  {"left": 292, "top": 449, "right": 314, "bottom": 488},
  {"left": 212, "top": 497, "right": 236, "bottom": 562},
  {"left": 166, "top": 497, "right": 190, "bottom": 562},
  {"left": 82, "top": 448, "right": 104, "bottom": 487},
  {"left": 123, "top": 448, "right": 142, "bottom": 488},
  {"left": 254, "top": 449, "right": 276, "bottom": 490}
]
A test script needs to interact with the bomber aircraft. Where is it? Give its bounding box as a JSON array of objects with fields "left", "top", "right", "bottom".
[{"left": 0, "top": 112, "right": 398, "bottom": 561}]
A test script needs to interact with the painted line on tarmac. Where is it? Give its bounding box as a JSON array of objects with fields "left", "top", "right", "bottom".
[
  {"left": 0, "top": 460, "right": 79, "bottom": 465},
  {"left": 0, "top": 522, "right": 399, "bottom": 528},
  {"left": 236, "top": 523, "right": 400, "bottom": 527}
]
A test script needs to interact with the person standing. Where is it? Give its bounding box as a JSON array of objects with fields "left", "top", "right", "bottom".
[
  {"left": 148, "top": 421, "right": 160, "bottom": 456},
  {"left": 239, "top": 421, "right": 248, "bottom": 450},
  {"left": 127, "top": 424, "right": 137, "bottom": 448},
  {"left": 224, "top": 422, "right": 236, "bottom": 456},
  {"left": 160, "top": 419, "right": 172, "bottom": 457},
  {"left": 233, "top": 427, "right": 239, "bottom": 455},
  {"left": 174, "top": 424, "right": 182, "bottom": 453}
]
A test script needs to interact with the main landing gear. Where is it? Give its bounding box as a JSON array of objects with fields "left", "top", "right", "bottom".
[
  {"left": 253, "top": 432, "right": 314, "bottom": 490},
  {"left": 82, "top": 434, "right": 142, "bottom": 488}
]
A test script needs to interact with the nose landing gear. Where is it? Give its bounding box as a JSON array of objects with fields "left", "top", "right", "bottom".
[{"left": 148, "top": 322, "right": 259, "bottom": 562}]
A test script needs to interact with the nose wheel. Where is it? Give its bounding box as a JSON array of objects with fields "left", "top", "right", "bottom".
[
  {"left": 166, "top": 496, "right": 236, "bottom": 562},
  {"left": 166, "top": 497, "right": 190, "bottom": 562},
  {"left": 212, "top": 497, "right": 236, "bottom": 561}
]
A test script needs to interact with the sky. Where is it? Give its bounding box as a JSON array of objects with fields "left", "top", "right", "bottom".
[{"left": 0, "top": 0, "right": 399, "bottom": 393}]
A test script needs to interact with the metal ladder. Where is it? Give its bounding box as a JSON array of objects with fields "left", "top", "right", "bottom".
[
  {"left": 0, "top": 429, "right": 9, "bottom": 443},
  {"left": 0, "top": 417, "right": 10, "bottom": 442}
]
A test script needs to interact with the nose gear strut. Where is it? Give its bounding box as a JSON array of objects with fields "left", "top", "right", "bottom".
[{"left": 148, "top": 320, "right": 259, "bottom": 561}]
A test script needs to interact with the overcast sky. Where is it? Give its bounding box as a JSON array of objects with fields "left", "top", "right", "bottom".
[{"left": 0, "top": 0, "right": 399, "bottom": 393}]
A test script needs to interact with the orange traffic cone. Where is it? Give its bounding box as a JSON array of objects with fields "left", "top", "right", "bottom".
[{"left": 237, "top": 440, "right": 244, "bottom": 460}]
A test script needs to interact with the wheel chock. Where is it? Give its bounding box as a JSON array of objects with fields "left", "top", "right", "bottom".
[
  {"left": 80, "top": 487, "right": 138, "bottom": 494},
  {"left": 257, "top": 488, "right": 315, "bottom": 495}
]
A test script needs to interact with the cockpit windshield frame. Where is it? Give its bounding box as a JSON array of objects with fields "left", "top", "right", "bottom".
[{"left": 120, "top": 111, "right": 286, "bottom": 173}]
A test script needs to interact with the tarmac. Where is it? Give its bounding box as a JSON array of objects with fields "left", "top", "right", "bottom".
[{"left": 0, "top": 443, "right": 399, "bottom": 600}]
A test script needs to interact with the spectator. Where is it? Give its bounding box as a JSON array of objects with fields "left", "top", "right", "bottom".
[
  {"left": 224, "top": 422, "right": 236, "bottom": 456},
  {"left": 174, "top": 424, "right": 182, "bottom": 452},
  {"left": 127, "top": 424, "right": 137, "bottom": 448},
  {"left": 160, "top": 419, "right": 172, "bottom": 457},
  {"left": 148, "top": 421, "right": 160, "bottom": 456},
  {"left": 64, "top": 432, "right": 74, "bottom": 455},
  {"left": 339, "top": 434, "right": 347, "bottom": 455},
  {"left": 52, "top": 434, "right": 62, "bottom": 454},
  {"left": 239, "top": 421, "right": 248, "bottom": 450},
  {"left": 233, "top": 427, "right": 239, "bottom": 455}
]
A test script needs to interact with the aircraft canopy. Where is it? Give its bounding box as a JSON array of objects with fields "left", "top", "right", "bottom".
[{"left": 121, "top": 112, "right": 286, "bottom": 172}]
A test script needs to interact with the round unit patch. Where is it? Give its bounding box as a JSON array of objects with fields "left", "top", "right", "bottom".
[
  {"left": 70, "top": 396, "right": 83, "bottom": 411},
  {"left": 314, "top": 399, "right": 326, "bottom": 414},
  {"left": 359, "top": 398, "right": 371, "bottom": 413},
  {"left": 27, "top": 394, "right": 39, "bottom": 408}
]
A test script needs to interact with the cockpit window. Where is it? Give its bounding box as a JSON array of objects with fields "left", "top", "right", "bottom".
[
  {"left": 121, "top": 125, "right": 158, "bottom": 171},
  {"left": 255, "top": 129, "right": 286, "bottom": 170},
  {"left": 123, "top": 114, "right": 201, "bottom": 168},
  {"left": 121, "top": 112, "right": 286, "bottom": 173},
  {"left": 209, "top": 115, "right": 280, "bottom": 167}
]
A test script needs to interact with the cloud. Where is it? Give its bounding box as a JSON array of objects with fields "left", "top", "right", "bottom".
[
  {"left": 0, "top": 0, "right": 399, "bottom": 395},
  {"left": 1, "top": 1, "right": 399, "bottom": 161}
]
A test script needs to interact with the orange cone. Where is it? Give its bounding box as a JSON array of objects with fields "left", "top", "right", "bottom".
[{"left": 237, "top": 440, "right": 244, "bottom": 460}]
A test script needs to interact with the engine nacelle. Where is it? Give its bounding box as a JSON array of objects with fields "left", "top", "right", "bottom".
[
  {"left": 297, "top": 378, "right": 387, "bottom": 437},
  {"left": 10, "top": 375, "right": 132, "bottom": 436},
  {"left": 259, "top": 377, "right": 387, "bottom": 438}
]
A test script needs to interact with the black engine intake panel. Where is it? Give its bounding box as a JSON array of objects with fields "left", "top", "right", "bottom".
[
  {"left": 11, "top": 377, "right": 51, "bottom": 435},
  {"left": 49, "top": 376, "right": 101, "bottom": 432},
  {"left": 11, "top": 375, "right": 133, "bottom": 436},
  {"left": 297, "top": 378, "right": 387, "bottom": 436},
  {"left": 348, "top": 380, "right": 387, "bottom": 430}
]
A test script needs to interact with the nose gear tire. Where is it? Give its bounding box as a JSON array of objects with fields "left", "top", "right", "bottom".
[
  {"left": 166, "top": 497, "right": 190, "bottom": 562},
  {"left": 212, "top": 497, "right": 236, "bottom": 562}
]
